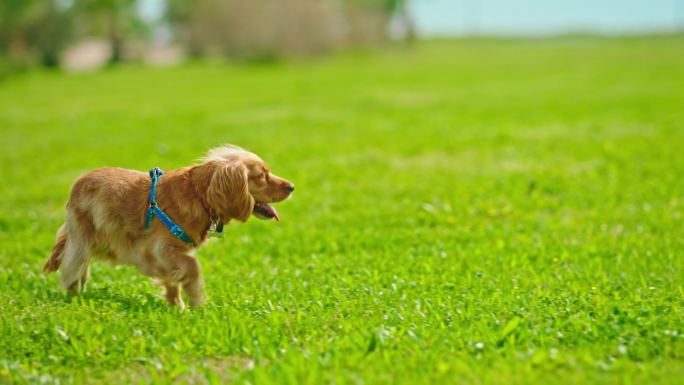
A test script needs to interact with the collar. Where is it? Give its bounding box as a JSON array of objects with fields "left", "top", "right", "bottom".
[{"left": 189, "top": 166, "right": 224, "bottom": 236}]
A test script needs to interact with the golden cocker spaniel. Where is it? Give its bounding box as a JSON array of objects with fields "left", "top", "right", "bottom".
[{"left": 44, "top": 145, "right": 294, "bottom": 309}]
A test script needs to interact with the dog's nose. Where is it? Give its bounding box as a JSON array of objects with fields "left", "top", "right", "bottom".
[{"left": 286, "top": 184, "right": 295, "bottom": 193}]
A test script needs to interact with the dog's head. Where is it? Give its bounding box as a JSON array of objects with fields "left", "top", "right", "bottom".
[{"left": 204, "top": 145, "right": 294, "bottom": 222}]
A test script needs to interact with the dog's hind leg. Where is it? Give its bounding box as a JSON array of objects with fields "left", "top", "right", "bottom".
[
  {"left": 61, "top": 241, "right": 92, "bottom": 295},
  {"left": 59, "top": 209, "right": 94, "bottom": 295}
]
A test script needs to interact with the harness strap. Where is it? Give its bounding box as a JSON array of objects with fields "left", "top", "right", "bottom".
[{"left": 145, "top": 167, "right": 195, "bottom": 245}]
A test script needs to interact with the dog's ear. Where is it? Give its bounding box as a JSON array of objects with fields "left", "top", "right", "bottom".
[{"left": 207, "top": 163, "right": 254, "bottom": 222}]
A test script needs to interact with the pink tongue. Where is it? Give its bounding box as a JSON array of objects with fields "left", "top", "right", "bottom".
[{"left": 266, "top": 204, "right": 280, "bottom": 222}]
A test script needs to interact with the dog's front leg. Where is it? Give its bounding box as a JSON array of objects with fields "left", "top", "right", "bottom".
[
  {"left": 169, "top": 253, "right": 206, "bottom": 308},
  {"left": 164, "top": 283, "right": 185, "bottom": 311}
]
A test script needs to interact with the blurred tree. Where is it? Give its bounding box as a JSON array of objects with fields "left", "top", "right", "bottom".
[
  {"left": 165, "top": 0, "right": 413, "bottom": 60},
  {"left": 342, "top": 0, "right": 413, "bottom": 44},
  {"left": 165, "top": 0, "right": 197, "bottom": 55},
  {"left": 166, "top": 0, "right": 343, "bottom": 59},
  {"left": 72, "top": 0, "right": 137, "bottom": 64},
  {"left": 0, "top": 0, "right": 416, "bottom": 75},
  {"left": 0, "top": 0, "right": 74, "bottom": 68},
  {"left": 351, "top": 0, "right": 404, "bottom": 14},
  {"left": 394, "top": 0, "right": 416, "bottom": 43}
]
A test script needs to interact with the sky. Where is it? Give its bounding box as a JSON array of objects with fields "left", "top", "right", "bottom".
[{"left": 409, "top": 0, "right": 684, "bottom": 36}]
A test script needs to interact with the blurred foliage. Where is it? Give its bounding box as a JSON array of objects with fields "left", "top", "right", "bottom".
[
  {"left": 0, "top": 0, "right": 73, "bottom": 69},
  {"left": 0, "top": 0, "right": 410, "bottom": 75},
  {"left": 70, "top": 0, "right": 139, "bottom": 63},
  {"left": 348, "top": 0, "right": 404, "bottom": 12},
  {"left": 166, "top": 0, "right": 410, "bottom": 60}
]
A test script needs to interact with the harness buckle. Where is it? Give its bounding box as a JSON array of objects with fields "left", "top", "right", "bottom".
[{"left": 170, "top": 225, "right": 184, "bottom": 238}]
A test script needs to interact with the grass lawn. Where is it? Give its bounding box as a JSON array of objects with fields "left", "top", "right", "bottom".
[{"left": 0, "top": 36, "right": 683, "bottom": 384}]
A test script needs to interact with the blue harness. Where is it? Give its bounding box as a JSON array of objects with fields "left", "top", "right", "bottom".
[{"left": 145, "top": 167, "right": 195, "bottom": 245}]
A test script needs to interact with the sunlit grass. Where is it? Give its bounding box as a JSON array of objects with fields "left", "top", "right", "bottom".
[{"left": 1, "top": 36, "right": 683, "bottom": 384}]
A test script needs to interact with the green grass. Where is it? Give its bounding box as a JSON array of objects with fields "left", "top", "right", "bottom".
[{"left": 1, "top": 36, "right": 683, "bottom": 384}]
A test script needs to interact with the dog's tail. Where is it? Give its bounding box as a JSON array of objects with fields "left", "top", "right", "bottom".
[{"left": 44, "top": 224, "right": 67, "bottom": 273}]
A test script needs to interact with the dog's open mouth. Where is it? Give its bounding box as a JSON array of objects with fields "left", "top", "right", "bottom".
[{"left": 253, "top": 202, "right": 280, "bottom": 222}]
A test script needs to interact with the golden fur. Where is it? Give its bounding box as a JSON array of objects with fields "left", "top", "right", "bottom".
[{"left": 44, "top": 145, "right": 293, "bottom": 310}]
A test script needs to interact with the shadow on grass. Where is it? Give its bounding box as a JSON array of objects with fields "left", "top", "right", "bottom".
[{"left": 44, "top": 286, "right": 174, "bottom": 312}]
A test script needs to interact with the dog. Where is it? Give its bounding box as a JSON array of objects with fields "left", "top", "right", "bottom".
[{"left": 43, "top": 145, "right": 294, "bottom": 310}]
